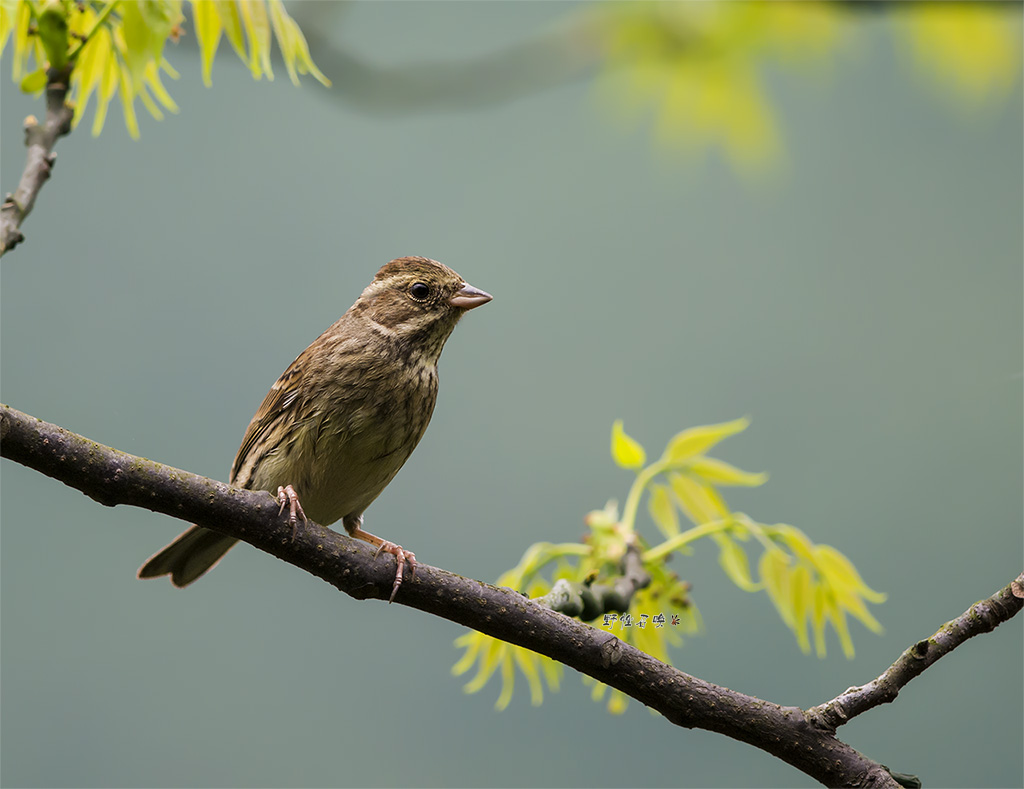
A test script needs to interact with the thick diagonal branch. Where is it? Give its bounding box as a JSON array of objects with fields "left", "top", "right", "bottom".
[
  {"left": 0, "top": 66, "right": 75, "bottom": 256},
  {"left": 15, "top": 402, "right": 1018, "bottom": 787}
]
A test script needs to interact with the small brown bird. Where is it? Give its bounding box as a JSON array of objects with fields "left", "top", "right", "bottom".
[{"left": 138, "top": 256, "right": 491, "bottom": 601}]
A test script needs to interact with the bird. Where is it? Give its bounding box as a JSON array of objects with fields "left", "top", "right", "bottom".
[{"left": 138, "top": 256, "right": 492, "bottom": 601}]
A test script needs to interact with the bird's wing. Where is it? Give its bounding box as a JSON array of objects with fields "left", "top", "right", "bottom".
[{"left": 229, "top": 362, "right": 304, "bottom": 487}]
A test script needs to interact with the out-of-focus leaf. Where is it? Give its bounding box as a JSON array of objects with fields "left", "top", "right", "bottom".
[
  {"left": 759, "top": 547, "right": 794, "bottom": 628},
  {"left": 510, "top": 647, "right": 544, "bottom": 706},
  {"left": 814, "top": 544, "right": 887, "bottom": 603},
  {"left": 715, "top": 534, "right": 759, "bottom": 592},
  {"left": 611, "top": 420, "right": 646, "bottom": 470},
  {"left": 0, "top": 0, "right": 17, "bottom": 55},
  {"left": 120, "top": 1, "right": 151, "bottom": 88},
  {"left": 192, "top": 0, "right": 222, "bottom": 86},
  {"left": 647, "top": 483, "right": 679, "bottom": 537},
  {"left": 495, "top": 646, "right": 514, "bottom": 710},
  {"left": 117, "top": 67, "right": 140, "bottom": 138},
  {"left": 689, "top": 456, "right": 767, "bottom": 487},
  {"left": 237, "top": 0, "right": 271, "bottom": 79},
  {"left": 213, "top": 0, "right": 247, "bottom": 62},
  {"left": 790, "top": 562, "right": 812, "bottom": 654},
  {"left": 668, "top": 472, "right": 728, "bottom": 524},
  {"left": 811, "top": 583, "right": 828, "bottom": 658},
  {"left": 19, "top": 67, "right": 46, "bottom": 92},
  {"left": 663, "top": 417, "right": 750, "bottom": 461},
  {"left": 279, "top": 8, "right": 329, "bottom": 86},
  {"left": 267, "top": 0, "right": 296, "bottom": 84}
]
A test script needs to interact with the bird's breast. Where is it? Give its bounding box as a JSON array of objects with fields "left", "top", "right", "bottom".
[{"left": 255, "top": 361, "right": 439, "bottom": 526}]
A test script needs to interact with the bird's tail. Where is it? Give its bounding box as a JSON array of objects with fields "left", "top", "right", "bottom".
[{"left": 137, "top": 526, "right": 238, "bottom": 588}]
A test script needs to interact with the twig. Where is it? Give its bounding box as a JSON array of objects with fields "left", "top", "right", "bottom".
[
  {"left": 0, "top": 65, "right": 75, "bottom": 257},
  {"left": 807, "top": 573, "right": 1024, "bottom": 732},
  {"left": 534, "top": 543, "right": 652, "bottom": 619}
]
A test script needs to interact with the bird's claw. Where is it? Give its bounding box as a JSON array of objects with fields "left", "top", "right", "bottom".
[
  {"left": 374, "top": 541, "right": 416, "bottom": 603},
  {"left": 276, "top": 484, "right": 307, "bottom": 541}
]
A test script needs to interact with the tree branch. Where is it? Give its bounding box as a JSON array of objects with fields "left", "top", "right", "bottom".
[
  {"left": 807, "top": 573, "right": 1024, "bottom": 732},
  {"left": 5, "top": 402, "right": 1019, "bottom": 787},
  {"left": 299, "top": 14, "right": 604, "bottom": 116},
  {"left": 0, "top": 65, "right": 75, "bottom": 257}
]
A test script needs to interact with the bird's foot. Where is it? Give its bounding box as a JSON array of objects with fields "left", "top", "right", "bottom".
[
  {"left": 373, "top": 541, "right": 417, "bottom": 603},
  {"left": 276, "top": 484, "right": 308, "bottom": 541}
]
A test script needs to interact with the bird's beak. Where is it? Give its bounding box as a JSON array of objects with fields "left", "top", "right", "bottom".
[{"left": 449, "top": 283, "right": 493, "bottom": 310}]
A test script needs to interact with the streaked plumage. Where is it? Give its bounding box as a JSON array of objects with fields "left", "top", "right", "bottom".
[{"left": 138, "top": 257, "right": 491, "bottom": 600}]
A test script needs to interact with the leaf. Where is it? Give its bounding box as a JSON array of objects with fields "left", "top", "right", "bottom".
[
  {"left": 267, "top": 0, "right": 297, "bottom": 85},
  {"left": 607, "top": 688, "right": 629, "bottom": 714},
  {"left": 668, "top": 472, "right": 728, "bottom": 524},
  {"left": 237, "top": 0, "right": 271, "bottom": 80},
  {"left": 495, "top": 645, "right": 515, "bottom": 710},
  {"left": 715, "top": 534, "right": 759, "bottom": 592},
  {"left": 758, "top": 548, "right": 793, "bottom": 626},
  {"left": 19, "top": 67, "right": 46, "bottom": 92},
  {"left": 0, "top": 0, "right": 15, "bottom": 56},
  {"left": 688, "top": 456, "right": 767, "bottom": 487},
  {"left": 192, "top": 0, "right": 222, "bottom": 87},
  {"left": 611, "top": 420, "right": 646, "bottom": 470},
  {"left": 213, "top": 0, "right": 247, "bottom": 62},
  {"left": 281, "top": 10, "right": 329, "bottom": 86},
  {"left": 811, "top": 583, "right": 828, "bottom": 658},
  {"left": 790, "top": 562, "right": 812, "bottom": 654},
  {"left": 647, "top": 483, "right": 679, "bottom": 537},
  {"left": 117, "top": 65, "right": 141, "bottom": 139},
  {"left": 813, "top": 544, "right": 886, "bottom": 603},
  {"left": 664, "top": 417, "right": 750, "bottom": 460},
  {"left": 511, "top": 647, "right": 544, "bottom": 706},
  {"left": 120, "top": 1, "right": 150, "bottom": 89}
]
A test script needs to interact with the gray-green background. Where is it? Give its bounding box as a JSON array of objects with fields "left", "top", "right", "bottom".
[{"left": 2, "top": 3, "right": 1021, "bottom": 787}]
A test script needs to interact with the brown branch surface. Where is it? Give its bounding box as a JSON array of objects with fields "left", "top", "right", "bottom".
[
  {"left": 0, "top": 66, "right": 75, "bottom": 256},
  {"left": 9, "top": 403, "right": 1020, "bottom": 787},
  {"left": 808, "top": 573, "right": 1024, "bottom": 732}
]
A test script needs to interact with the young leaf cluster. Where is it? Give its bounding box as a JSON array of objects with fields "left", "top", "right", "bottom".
[
  {"left": 454, "top": 418, "right": 885, "bottom": 713},
  {"left": 0, "top": 0, "right": 328, "bottom": 138},
  {"left": 592, "top": 1, "right": 1020, "bottom": 174}
]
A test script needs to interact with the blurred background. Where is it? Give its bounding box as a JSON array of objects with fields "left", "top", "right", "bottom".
[{"left": 1, "top": 2, "right": 1021, "bottom": 787}]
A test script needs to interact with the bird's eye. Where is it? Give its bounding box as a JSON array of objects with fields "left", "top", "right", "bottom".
[{"left": 409, "top": 282, "right": 431, "bottom": 301}]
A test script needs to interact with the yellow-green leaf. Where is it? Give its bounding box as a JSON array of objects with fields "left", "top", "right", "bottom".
[
  {"left": 281, "top": 10, "right": 329, "bottom": 86},
  {"left": 238, "top": 0, "right": 271, "bottom": 79},
  {"left": 607, "top": 688, "right": 629, "bottom": 714},
  {"left": 267, "top": 0, "right": 297, "bottom": 85},
  {"left": 611, "top": 420, "right": 646, "bottom": 470},
  {"left": 0, "top": 0, "right": 15, "bottom": 56},
  {"left": 790, "top": 562, "right": 812, "bottom": 654},
  {"left": 668, "top": 472, "right": 728, "bottom": 524},
  {"left": 20, "top": 67, "right": 46, "bottom": 92},
  {"left": 759, "top": 548, "right": 794, "bottom": 627},
  {"left": 120, "top": 1, "right": 150, "bottom": 89},
  {"left": 117, "top": 66, "right": 140, "bottom": 138},
  {"left": 813, "top": 544, "right": 887, "bottom": 604},
  {"left": 811, "top": 583, "right": 828, "bottom": 658},
  {"left": 192, "top": 0, "right": 222, "bottom": 87},
  {"left": 213, "top": 0, "right": 247, "bottom": 62},
  {"left": 715, "top": 534, "right": 759, "bottom": 592},
  {"left": 495, "top": 646, "right": 515, "bottom": 710},
  {"left": 688, "top": 456, "right": 767, "bottom": 487},
  {"left": 511, "top": 647, "right": 544, "bottom": 706},
  {"left": 664, "top": 417, "right": 751, "bottom": 461},
  {"left": 647, "top": 483, "right": 679, "bottom": 537}
]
